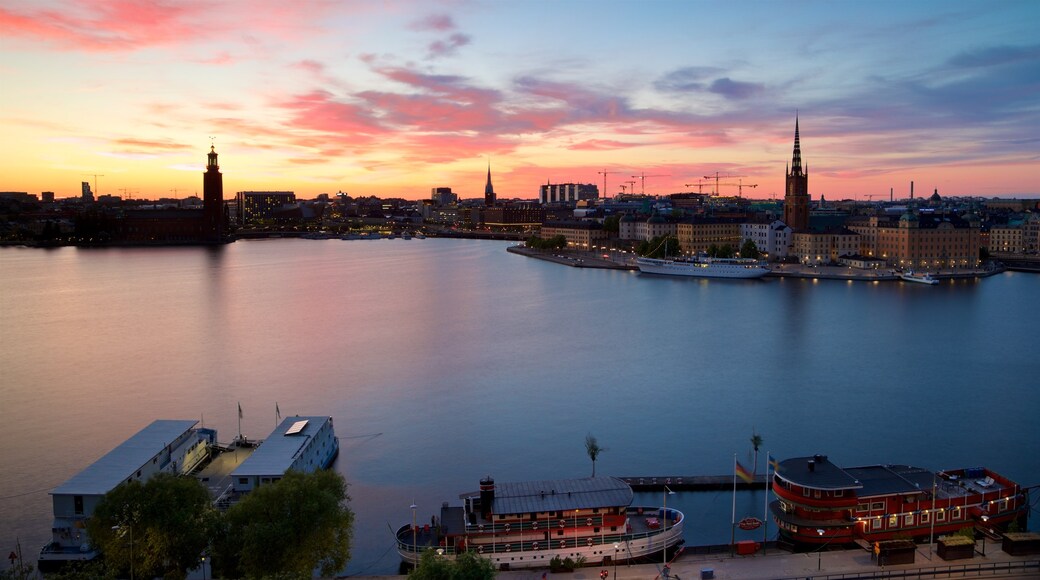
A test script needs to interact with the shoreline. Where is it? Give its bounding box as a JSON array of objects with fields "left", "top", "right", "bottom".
[{"left": 506, "top": 245, "right": 1009, "bottom": 281}]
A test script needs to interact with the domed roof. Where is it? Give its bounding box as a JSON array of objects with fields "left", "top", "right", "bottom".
[
  {"left": 899, "top": 210, "right": 918, "bottom": 223},
  {"left": 619, "top": 214, "right": 637, "bottom": 223},
  {"left": 647, "top": 214, "right": 666, "bottom": 224},
  {"left": 929, "top": 189, "right": 942, "bottom": 202}
]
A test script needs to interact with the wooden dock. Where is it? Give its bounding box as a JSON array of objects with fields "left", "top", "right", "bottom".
[{"left": 621, "top": 474, "right": 768, "bottom": 491}]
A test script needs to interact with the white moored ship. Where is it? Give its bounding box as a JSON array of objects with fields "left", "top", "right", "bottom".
[
  {"left": 899, "top": 270, "right": 939, "bottom": 285},
  {"left": 396, "top": 476, "right": 684, "bottom": 570},
  {"left": 636, "top": 256, "right": 769, "bottom": 279}
]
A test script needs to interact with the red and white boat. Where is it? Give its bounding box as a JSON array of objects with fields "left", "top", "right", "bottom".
[
  {"left": 397, "top": 476, "right": 684, "bottom": 570},
  {"left": 771, "top": 454, "right": 1029, "bottom": 550}
]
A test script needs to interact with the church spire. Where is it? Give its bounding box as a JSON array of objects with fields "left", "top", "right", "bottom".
[
  {"left": 791, "top": 116, "right": 803, "bottom": 176},
  {"left": 483, "top": 158, "right": 496, "bottom": 206}
]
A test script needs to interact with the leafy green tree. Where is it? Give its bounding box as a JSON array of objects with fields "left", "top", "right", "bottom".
[
  {"left": 740, "top": 239, "right": 761, "bottom": 260},
  {"left": 602, "top": 215, "right": 620, "bottom": 233},
  {"left": 213, "top": 469, "right": 354, "bottom": 579},
  {"left": 637, "top": 235, "right": 680, "bottom": 258},
  {"left": 585, "top": 433, "right": 606, "bottom": 477},
  {"left": 717, "top": 244, "right": 735, "bottom": 259},
  {"left": 707, "top": 244, "right": 719, "bottom": 257},
  {"left": 409, "top": 549, "right": 496, "bottom": 580},
  {"left": 86, "top": 473, "right": 216, "bottom": 580}
]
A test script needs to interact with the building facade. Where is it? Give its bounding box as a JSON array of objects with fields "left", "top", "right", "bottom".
[
  {"left": 790, "top": 228, "right": 860, "bottom": 265},
  {"left": 846, "top": 213, "right": 981, "bottom": 269},
  {"left": 676, "top": 219, "right": 742, "bottom": 254},
  {"left": 236, "top": 191, "right": 296, "bottom": 225},
  {"left": 741, "top": 219, "right": 792, "bottom": 259},
  {"left": 482, "top": 204, "right": 544, "bottom": 227},
  {"left": 538, "top": 221, "right": 607, "bottom": 248},
  {"left": 539, "top": 183, "right": 598, "bottom": 205}
]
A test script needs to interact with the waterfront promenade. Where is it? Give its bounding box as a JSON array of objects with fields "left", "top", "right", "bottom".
[
  {"left": 506, "top": 245, "right": 1004, "bottom": 281},
  {"left": 352, "top": 542, "right": 1039, "bottom": 579}
]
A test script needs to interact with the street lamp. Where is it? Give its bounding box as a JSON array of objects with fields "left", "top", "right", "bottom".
[
  {"left": 613, "top": 542, "right": 619, "bottom": 579},
  {"left": 200, "top": 554, "right": 207, "bottom": 580},
  {"left": 112, "top": 523, "right": 133, "bottom": 580},
  {"left": 816, "top": 528, "right": 825, "bottom": 570},
  {"left": 662, "top": 486, "right": 675, "bottom": 578},
  {"left": 410, "top": 502, "right": 418, "bottom": 560}
]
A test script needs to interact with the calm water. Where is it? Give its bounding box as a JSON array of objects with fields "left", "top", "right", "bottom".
[{"left": 2, "top": 239, "right": 1038, "bottom": 575}]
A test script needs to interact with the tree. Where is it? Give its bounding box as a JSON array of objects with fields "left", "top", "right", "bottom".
[
  {"left": 213, "top": 469, "right": 354, "bottom": 579},
  {"left": 86, "top": 473, "right": 217, "bottom": 580},
  {"left": 740, "top": 239, "right": 761, "bottom": 260},
  {"left": 602, "top": 214, "right": 620, "bottom": 233},
  {"left": 750, "top": 431, "right": 764, "bottom": 475},
  {"left": 409, "top": 549, "right": 496, "bottom": 580},
  {"left": 717, "top": 244, "right": 735, "bottom": 259},
  {"left": 585, "top": 433, "right": 606, "bottom": 477}
]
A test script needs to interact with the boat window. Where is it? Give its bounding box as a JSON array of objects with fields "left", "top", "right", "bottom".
[
  {"left": 937, "top": 511, "right": 946, "bottom": 522},
  {"left": 834, "top": 490, "right": 843, "bottom": 497},
  {"left": 921, "top": 512, "right": 930, "bottom": 524},
  {"left": 872, "top": 518, "right": 881, "bottom": 530},
  {"left": 952, "top": 507, "right": 961, "bottom": 519},
  {"left": 871, "top": 502, "right": 885, "bottom": 511},
  {"left": 74, "top": 495, "right": 83, "bottom": 515},
  {"left": 888, "top": 515, "right": 898, "bottom": 527},
  {"left": 904, "top": 514, "right": 913, "bottom": 526}
]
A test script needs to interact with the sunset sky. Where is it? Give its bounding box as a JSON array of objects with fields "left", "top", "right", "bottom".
[{"left": 2, "top": 0, "right": 1038, "bottom": 201}]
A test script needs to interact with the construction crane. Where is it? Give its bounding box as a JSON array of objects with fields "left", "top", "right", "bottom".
[
  {"left": 83, "top": 174, "right": 105, "bottom": 196},
  {"left": 624, "top": 180, "right": 637, "bottom": 195},
  {"left": 711, "top": 181, "right": 758, "bottom": 198},
  {"left": 631, "top": 173, "right": 671, "bottom": 195},
  {"left": 597, "top": 169, "right": 625, "bottom": 199},
  {"left": 684, "top": 181, "right": 712, "bottom": 194},
  {"left": 703, "top": 172, "right": 742, "bottom": 196}
]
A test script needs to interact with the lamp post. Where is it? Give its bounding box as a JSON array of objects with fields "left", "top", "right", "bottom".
[
  {"left": 200, "top": 554, "right": 207, "bottom": 580},
  {"left": 613, "top": 542, "right": 619, "bottom": 579},
  {"left": 111, "top": 523, "right": 133, "bottom": 580},
  {"left": 662, "top": 485, "right": 675, "bottom": 578},
  {"left": 980, "top": 515, "right": 989, "bottom": 556},
  {"left": 410, "top": 502, "right": 418, "bottom": 560},
  {"left": 816, "top": 528, "right": 825, "bottom": 570}
]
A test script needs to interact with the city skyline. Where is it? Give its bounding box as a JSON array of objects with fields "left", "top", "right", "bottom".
[{"left": 2, "top": 0, "right": 1038, "bottom": 201}]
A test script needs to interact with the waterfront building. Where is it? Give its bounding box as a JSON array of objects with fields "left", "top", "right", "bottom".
[
  {"left": 483, "top": 203, "right": 544, "bottom": 228},
  {"left": 740, "top": 219, "right": 791, "bottom": 259},
  {"left": 990, "top": 222, "right": 1025, "bottom": 254},
  {"left": 771, "top": 455, "right": 1028, "bottom": 550},
  {"left": 539, "top": 183, "right": 598, "bottom": 205},
  {"left": 845, "top": 212, "right": 980, "bottom": 269},
  {"left": 539, "top": 221, "right": 607, "bottom": 248},
  {"left": 790, "top": 228, "right": 859, "bottom": 265},
  {"left": 676, "top": 218, "right": 742, "bottom": 254},
  {"left": 230, "top": 416, "right": 338, "bottom": 493},
  {"left": 235, "top": 191, "right": 296, "bottom": 225},
  {"left": 484, "top": 164, "right": 496, "bottom": 207},
  {"left": 782, "top": 117, "right": 810, "bottom": 231},
  {"left": 202, "top": 145, "right": 224, "bottom": 241},
  {"left": 38, "top": 420, "right": 214, "bottom": 572}
]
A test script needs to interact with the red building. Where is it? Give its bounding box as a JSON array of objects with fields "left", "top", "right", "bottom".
[{"left": 771, "top": 455, "right": 1028, "bottom": 550}]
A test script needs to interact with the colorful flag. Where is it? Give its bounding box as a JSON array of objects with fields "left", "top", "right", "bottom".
[
  {"left": 736, "top": 460, "right": 754, "bottom": 483},
  {"left": 768, "top": 454, "right": 781, "bottom": 473}
]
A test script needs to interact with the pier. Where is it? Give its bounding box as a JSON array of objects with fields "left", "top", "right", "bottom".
[{"left": 622, "top": 474, "right": 768, "bottom": 491}]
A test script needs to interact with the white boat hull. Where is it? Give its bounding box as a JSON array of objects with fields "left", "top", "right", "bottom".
[
  {"left": 636, "top": 257, "right": 768, "bottom": 279},
  {"left": 398, "top": 506, "right": 684, "bottom": 570},
  {"left": 899, "top": 272, "right": 939, "bottom": 285}
]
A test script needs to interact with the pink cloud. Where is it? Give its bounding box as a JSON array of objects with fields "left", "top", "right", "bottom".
[
  {"left": 410, "top": 14, "right": 456, "bottom": 32},
  {"left": 567, "top": 139, "right": 637, "bottom": 151},
  {"left": 428, "top": 33, "right": 471, "bottom": 58},
  {"left": 0, "top": 1, "right": 196, "bottom": 51}
]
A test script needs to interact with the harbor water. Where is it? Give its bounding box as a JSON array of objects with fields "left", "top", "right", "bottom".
[{"left": 1, "top": 238, "right": 1038, "bottom": 575}]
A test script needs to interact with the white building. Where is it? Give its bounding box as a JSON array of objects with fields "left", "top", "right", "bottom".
[
  {"left": 539, "top": 183, "right": 598, "bottom": 205},
  {"left": 230, "top": 416, "right": 339, "bottom": 493},
  {"left": 740, "top": 219, "right": 792, "bottom": 259},
  {"left": 39, "top": 420, "right": 213, "bottom": 572}
]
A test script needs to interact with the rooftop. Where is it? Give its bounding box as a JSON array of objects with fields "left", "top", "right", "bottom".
[
  {"left": 52, "top": 419, "right": 198, "bottom": 496},
  {"left": 231, "top": 416, "right": 331, "bottom": 477},
  {"left": 469, "top": 476, "right": 634, "bottom": 515}
]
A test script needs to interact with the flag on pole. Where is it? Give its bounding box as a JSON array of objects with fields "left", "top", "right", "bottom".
[
  {"left": 238, "top": 402, "right": 243, "bottom": 419},
  {"left": 736, "top": 460, "right": 754, "bottom": 483},
  {"left": 768, "top": 454, "right": 781, "bottom": 473},
  {"left": 276, "top": 402, "right": 281, "bottom": 421}
]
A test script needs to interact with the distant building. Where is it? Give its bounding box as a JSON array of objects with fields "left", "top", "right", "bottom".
[
  {"left": 676, "top": 218, "right": 742, "bottom": 254},
  {"left": 484, "top": 163, "right": 496, "bottom": 206},
  {"left": 845, "top": 212, "right": 980, "bottom": 268},
  {"left": 42, "top": 191, "right": 55, "bottom": 203},
  {"left": 539, "top": 183, "right": 598, "bottom": 205},
  {"left": 230, "top": 416, "right": 338, "bottom": 493},
  {"left": 783, "top": 117, "right": 810, "bottom": 231},
  {"left": 39, "top": 420, "right": 214, "bottom": 572},
  {"left": 619, "top": 213, "right": 677, "bottom": 242},
  {"left": 81, "top": 182, "right": 94, "bottom": 203},
  {"left": 539, "top": 221, "right": 607, "bottom": 248},
  {"left": 236, "top": 191, "right": 296, "bottom": 225},
  {"left": 790, "top": 228, "right": 860, "bottom": 265},
  {"left": 431, "top": 187, "right": 457, "bottom": 206},
  {"left": 741, "top": 219, "right": 792, "bottom": 259},
  {"left": 482, "top": 203, "right": 544, "bottom": 227}
]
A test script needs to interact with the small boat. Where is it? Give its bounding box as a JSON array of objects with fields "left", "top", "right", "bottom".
[
  {"left": 900, "top": 270, "right": 939, "bottom": 285},
  {"left": 397, "top": 476, "right": 684, "bottom": 570},
  {"left": 636, "top": 256, "right": 769, "bottom": 279}
]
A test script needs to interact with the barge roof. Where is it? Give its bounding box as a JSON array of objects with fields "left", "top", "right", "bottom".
[
  {"left": 466, "top": 476, "right": 634, "bottom": 515},
  {"left": 52, "top": 419, "right": 198, "bottom": 496},
  {"left": 231, "top": 416, "right": 331, "bottom": 477}
]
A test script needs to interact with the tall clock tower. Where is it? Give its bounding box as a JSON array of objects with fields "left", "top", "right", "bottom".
[{"left": 203, "top": 145, "right": 224, "bottom": 242}]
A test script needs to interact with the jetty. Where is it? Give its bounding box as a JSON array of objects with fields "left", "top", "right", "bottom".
[{"left": 622, "top": 474, "right": 768, "bottom": 491}]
